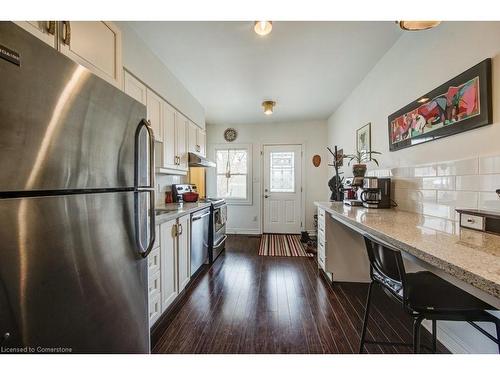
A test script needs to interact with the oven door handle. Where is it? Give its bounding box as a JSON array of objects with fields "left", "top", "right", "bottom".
[{"left": 213, "top": 235, "right": 227, "bottom": 249}]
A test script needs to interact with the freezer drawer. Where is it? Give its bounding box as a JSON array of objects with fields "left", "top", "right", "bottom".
[{"left": 0, "top": 192, "right": 149, "bottom": 353}]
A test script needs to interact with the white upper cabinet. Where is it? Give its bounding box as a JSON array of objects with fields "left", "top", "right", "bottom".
[
  {"left": 162, "top": 102, "right": 177, "bottom": 170},
  {"left": 59, "top": 21, "right": 122, "bottom": 87},
  {"left": 146, "top": 89, "right": 163, "bottom": 143},
  {"left": 187, "top": 121, "right": 198, "bottom": 154},
  {"left": 197, "top": 129, "right": 206, "bottom": 157},
  {"left": 188, "top": 121, "right": 206, "bottom": 156},
  {"left": 15, "top": 21, "right": 57, "bottom": 48},
  {"left": 15, "top": 21, "right": 122, "bottom": 88},
  {"left": 176, "top": 114, "right": 188, "bottom": 171},
  {"left": 123, "top": 71, "right": 147, "bottom": 105}
]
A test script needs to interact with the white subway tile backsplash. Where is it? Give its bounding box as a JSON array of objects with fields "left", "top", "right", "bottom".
[
  {"left": 478, "top": 192, "right": 500, "bottom": 212},
  {"left": 437, "top": 191, "right": 478, "bottom": 208},
  {"left": 422, "top": 202, "right": 456, "bottom": 220},
  {"left": 456, "top": 174, "right": 500, "bottom": 192},
  {"left": 370, "top": 153, "right": 500, "bottom": 221},
  {"left": 479, "top": 155, "right": 500, "bottom": 174},
  {"left": 422, "top": 176, "right": 456, "bottom": 190},
  {"left": 414, "top": 165, "right": 437, "bottom": 177},
  {"left": 437, "top": 158, "right": 478, "bottom": 176},
  {"left": 393, "top": 178, "right": 423, "bottom": 190}
]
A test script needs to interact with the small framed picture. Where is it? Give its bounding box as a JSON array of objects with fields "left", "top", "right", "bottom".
[{"left": 356, "top": 123, "right": 371, "bottom": 155}]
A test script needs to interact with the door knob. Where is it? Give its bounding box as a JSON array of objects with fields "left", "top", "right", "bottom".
[{"left": 264, "top": 195, "right": 269, "bottom": 198}]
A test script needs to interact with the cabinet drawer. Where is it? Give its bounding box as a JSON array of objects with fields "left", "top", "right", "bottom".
[
  {"left": 318, "top": 219, "right": 325, "bottom": 232},
  {"left": 148, "top": 270, "right": 161, "bottom": 296},
  {"left": 460, "top": 213, "right": 485, "bottom": 231},
  {"left": 153, "top": 225, "right": 160, "bottom": 249},
  {"left": 318, "top": 228, "right": 326, "bottom": 244},
  {"left": 318, "top": 241, "right": 325, "bottom": 254},
  {"left": 148, "top": 247, "right": 161, "bottom": 273},
  {"left": 318, "top": 253, "right": 325, "bottom": 270},
  {"left": 149, "top": 292, "right": 161, "bottom": 327}
]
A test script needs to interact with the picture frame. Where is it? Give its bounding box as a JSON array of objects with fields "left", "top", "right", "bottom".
[
  {"left": 356, "top": 123, "right": 371, "bottom": 156},
  {"left": 388, "top": 58, "right": 492, "bottom": 152}
]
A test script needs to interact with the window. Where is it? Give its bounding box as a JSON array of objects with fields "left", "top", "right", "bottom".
[
  {"left": 215, "top": 146, "right": 251, "bottom": 204},
  {"left": 270, "top": 151, "right": 295, "bottom": 192}
]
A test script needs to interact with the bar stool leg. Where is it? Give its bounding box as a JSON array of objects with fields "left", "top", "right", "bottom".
[
  {"left": 358, "top": 282, "right": 374, "bottom": 354},
  {"left": 413, "top": 316, "right": 424, "bottom": 353},
  {"left": 496, "top": 320, "right": 500, "bottom": 354},
  {"left": 432, "top": 320, "right": 437, "bottom": 353}
]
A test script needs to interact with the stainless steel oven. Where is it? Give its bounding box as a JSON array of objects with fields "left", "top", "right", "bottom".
[{"left": 209, "top": 200, "right": 227, "bottom": 263}]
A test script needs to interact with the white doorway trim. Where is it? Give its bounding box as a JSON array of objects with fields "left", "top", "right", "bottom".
[{"left": 260, "top": 143, "right": 306, "bottom": 234}]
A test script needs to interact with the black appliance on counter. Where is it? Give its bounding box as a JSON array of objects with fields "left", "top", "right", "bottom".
[
  {"left": 359, "top": 177, "right": 392, "bottom": 208},
  {"left": 171, "top": 184, "right": 227, "bottom": 263}
]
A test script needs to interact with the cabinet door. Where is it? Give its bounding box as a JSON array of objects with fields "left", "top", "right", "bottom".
[
  {"left": 160, "top": 220, "right": 178, "bottom": 313},
  {"left": 177, "top": 215, "right": 191, "bottom": 291},
  {"left": 197, "top": 129, "right": 206, "bottom": 157},
  {"left": 14, "top": 21, "right": 57, "bottom": 48},
  {"left": 188, "top": 122, "right": 198, "bottom": 154},
  {"left": 162, "top": 103, "right": 177, "bottom": 169},
  {"left": 124, "top": 71, "right": 147, "bottom": 105},
  {"left": 59, "top": 21, "right": 122, "bottom": 87},
  {"left": 176, "top": 114, "right": 188, "bottom": 170},
  {"left": 146, "top": 89, "right": 163, "bottom": 143}
]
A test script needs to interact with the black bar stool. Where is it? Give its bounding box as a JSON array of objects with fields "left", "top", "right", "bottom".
[{"left": 359, "top": 234, "right": 500, "bottom": 354}]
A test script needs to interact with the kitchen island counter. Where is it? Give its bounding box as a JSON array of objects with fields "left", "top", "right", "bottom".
[{"left": 315, "top": 201, "right": 500, "bottom": 301}]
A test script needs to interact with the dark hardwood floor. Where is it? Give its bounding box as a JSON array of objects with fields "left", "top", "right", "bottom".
[{"left": 153, "top": 235, "right": 448, "bottom": 354}]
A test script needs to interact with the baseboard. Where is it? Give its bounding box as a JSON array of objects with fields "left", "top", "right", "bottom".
[
  {"left": 421, "top": 320, "right": 470, "bottom": 354},
  {"left": 226, "top": 228, "right": 261, "bottom": 235}
]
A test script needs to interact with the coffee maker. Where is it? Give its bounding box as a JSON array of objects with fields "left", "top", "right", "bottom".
[{"left": 359, "top": 177, "right": 391, "bottom": 208}]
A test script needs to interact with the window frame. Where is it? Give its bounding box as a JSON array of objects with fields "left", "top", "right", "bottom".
[{"left": 213, "top": 143, "right": 252, "bottom": 206}]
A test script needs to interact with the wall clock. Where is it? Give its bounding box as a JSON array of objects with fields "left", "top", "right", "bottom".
[{"left": 223, "top": 128, "right": 238, "bottom": 142}]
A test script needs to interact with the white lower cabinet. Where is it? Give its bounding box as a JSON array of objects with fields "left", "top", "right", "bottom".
[
  {"left": 148, "top": 292, "right": 161, "bottom": 328},
  {"left": 317, "top": 208, "right": 326, "bottom": 271},
  {"left": 148, "top": 226, "right": 162, "bottom": 327},
  {"left": 160, "top": 219, "right": 178, "bottom": 314},
  {"left": 177, "top": 215, "right": 191, "bottom": 291},
  {"left": 158, "top": 215, "right": 191, "bottom": 318}
]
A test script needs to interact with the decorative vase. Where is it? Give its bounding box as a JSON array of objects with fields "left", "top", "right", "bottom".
[{"left": 352, "top": 164, "right": 367, "bottom": 177}]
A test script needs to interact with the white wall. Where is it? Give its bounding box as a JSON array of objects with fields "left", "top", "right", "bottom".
[
  {"left": 117, "top": 22, "right": 205, "bottom": 127},
  {"left": 206, "top": 121, "right": 329, "bottom": 234},
  {"left": 328, "top": 21, "right": 500, "bottom": 172},
  {"left": 327, "top": 21, "right": 500, "bottom": 354}
]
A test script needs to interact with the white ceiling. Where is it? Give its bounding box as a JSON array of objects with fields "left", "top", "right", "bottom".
[{"left": 126, "top": 21, "right": 402, "bottom": 125}]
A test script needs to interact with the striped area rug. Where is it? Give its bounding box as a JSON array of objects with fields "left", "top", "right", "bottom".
[{"left": 258, "top": 234, "right": 313, "bottom": 257}]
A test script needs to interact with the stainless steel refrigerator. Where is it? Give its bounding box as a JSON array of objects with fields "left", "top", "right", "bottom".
[{"left": 0, "top": 22, "right": 155, "bottom": 353}]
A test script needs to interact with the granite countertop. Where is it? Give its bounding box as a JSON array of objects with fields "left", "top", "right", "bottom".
[
  {"left": 155, "top": 202, "right": 211, "bottom": 224},
  {"left": 315, "top": 201, "right": 500, "bottom": 300}
]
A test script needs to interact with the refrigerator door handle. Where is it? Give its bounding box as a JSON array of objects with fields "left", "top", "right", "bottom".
[{"left": 135, "top": 119, "right": 156, "bottom": 258}]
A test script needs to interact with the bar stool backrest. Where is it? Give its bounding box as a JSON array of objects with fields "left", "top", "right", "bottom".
[{"left": 363, "top": 236, "right": 408, "bottom": 301}]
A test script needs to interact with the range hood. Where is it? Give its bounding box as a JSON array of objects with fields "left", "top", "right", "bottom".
[{"left": 188, "top": 152, "right": 216, "bottom": 168}]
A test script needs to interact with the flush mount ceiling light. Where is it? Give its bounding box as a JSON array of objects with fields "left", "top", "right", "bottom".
[
  {"left": 398, "top": 21, "right": 441, "bottom": 31},
  {"left": 254, "top": 21, "right": 273, "bottom": 36},
  {"left": 262, "top": 100, "right": 276, "bottom": 115}
]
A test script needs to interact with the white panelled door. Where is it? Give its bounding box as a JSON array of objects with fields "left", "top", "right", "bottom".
[{"left": 263, "top": 145, "right": 303, "bottom": 234}]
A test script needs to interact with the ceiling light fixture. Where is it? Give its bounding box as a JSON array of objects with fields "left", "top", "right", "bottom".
[
  {"left": 254, "top": 21, "right": 273, "bottom": 36},
  {"left": 262, "top": 100, "right": 276, "bottom": 115},
  {"left": 398, "top": 21, "right": 441, "bottom": 31}
]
